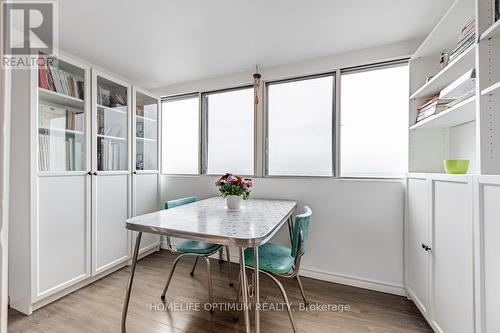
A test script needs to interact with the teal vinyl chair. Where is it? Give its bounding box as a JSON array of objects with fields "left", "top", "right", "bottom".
[
  {"left": 160, "top": 197, "right": 232, "bottom": 309},
  {"left": 237, "top": 206, "right": 312, "bottom": 332}
]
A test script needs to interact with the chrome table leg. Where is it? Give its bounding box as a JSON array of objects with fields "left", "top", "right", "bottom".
[
  {"left": 121, "top": 232, "right": 142, "bottom": 333},
  {"left": 239, "top": 248, "right": 251, "bottom": 333},
  {"left": 254, "top": 246, "right": 260, "bottom": 333}
]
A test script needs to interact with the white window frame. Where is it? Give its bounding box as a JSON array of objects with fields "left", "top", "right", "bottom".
[
  {"left": 160, "top": 58, "right": 409, "bottom": 180},
  {"left": 263, "top": 72, "right": 337, "bottom": 178},
  {"left": 200, "top": 85, "right": 256, "bottom": 177},
  {"left": 161, "top": 92, "right": 202, "bottom": 175},
  {"left": 338, "top": 59, "right": 409, "bottom": 179}
]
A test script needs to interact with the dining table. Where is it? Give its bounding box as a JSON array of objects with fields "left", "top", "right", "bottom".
[{"left": 121, "top": 196, "right": 297, "bottom": 333}]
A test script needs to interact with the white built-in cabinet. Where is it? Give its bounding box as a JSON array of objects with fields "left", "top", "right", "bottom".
[
  {"left": 406, "top": 1, "right": 500, "bottom": 332},
  {"left": 406, "top": 174, "right": 475, "bottom": 333},
  {"left": 8, "top": 53, "right": 160, "bottom": 315}
]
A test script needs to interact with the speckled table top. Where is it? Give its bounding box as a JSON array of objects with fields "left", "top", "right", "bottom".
[{"left": 126, "top": 197, "right": 297, "bottom": 247}]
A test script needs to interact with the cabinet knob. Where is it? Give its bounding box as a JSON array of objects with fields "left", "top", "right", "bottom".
[
  {"left": 93, "top": 172, "right": 98, "bottom": 176},
  {"left": 87, "top": 171, "right": 92, "bottom": 175},
  {"left": 421, "top": 243, "right": 432, "bottom": 252},
  {"left": 132, "top": 171, "right": 137, "bottom": 174}
]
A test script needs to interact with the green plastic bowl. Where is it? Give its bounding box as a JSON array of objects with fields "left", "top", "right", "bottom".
[{"left": 443, "top": 160, "right": 469, "bottom": 174}]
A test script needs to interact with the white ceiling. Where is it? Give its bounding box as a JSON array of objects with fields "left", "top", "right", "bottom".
[{"left": 59, "top": 0, "right": 453, "bottom": 89}]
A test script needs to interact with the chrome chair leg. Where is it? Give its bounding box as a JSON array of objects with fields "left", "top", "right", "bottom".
[
  {"left": 161, "top": 252, "right": 191, "bottom": 300},
  {"left": 218, "top": 248, "right": 224, "bottom": 263},
  {"left": 262, "top": 271, "right": 298, "bottom": 333},
  {"left": 225, "top": 246, "right": 233, "bottom": 286},
  {"left": 296, "top": 275, "right": 309, "bottom": 306},
  {"left": 233, "top": 272, "right": 242, "bottom": 321},
  {"left": 239, "top": 248, "right": 251, "bottom": 333},
  {"left": 190, "top": 256, "right": 199, "bottom": 276},
  {"left": 121, "top": 232, "right": 142, "bottom": 333},
  {"left": 204, "top": 256, "right": 214, "bottom": 312}
]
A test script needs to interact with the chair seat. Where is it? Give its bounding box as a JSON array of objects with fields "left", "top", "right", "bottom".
[
  {"left": 177, "top": 240, "right": 221, "bottom": 254},
  {"left": 244, "top": 243, "right": 294, "bottom": 275}
]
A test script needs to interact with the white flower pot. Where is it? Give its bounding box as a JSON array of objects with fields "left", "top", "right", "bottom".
[{"left": 226, "top": 195, "right": 242, "bottom": 210}]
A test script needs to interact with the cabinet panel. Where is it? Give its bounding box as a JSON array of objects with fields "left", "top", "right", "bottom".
[
  {"left": 93, "top": 174, "right": 130, "bottom": 274},
  {"left": 133, "top": 173, "right": 160, "bottom": 253},
  {"left": 38, "top": 176, "right": 89, "bottom": 296},
  {"left": 433, "top": 179, "right": 474, "bottom": 333},
  {"left": 482, "top": 183, "right": 500, "bottom": 333},
  {"left": 406, "top": 177, "right": 430, "bottom": 313}
]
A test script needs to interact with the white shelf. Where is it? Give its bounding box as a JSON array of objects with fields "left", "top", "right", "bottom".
[
  {"left": 410, "top": 45, "right": 475, "bottom": 99},
  {"left": 97, "top": 134, "right": 126, "bottom": 141},
  {"left": 136, "top": 115, "right": 156, "bottom": 122},
  {"left": 412, "top": 0, "right": 475, "bottom": 59},
  {"left": 39, "top": 126, "right": 84, "bottom": 135},
  {"left": 480, "top": 19, "right": 500, "bottom": 40},
  {"left": 97, "top": 104, "right": 127, "bottom": 115},
  {"left": 39, "top": 88, "right": 84, "bottom": 110},
  {"left": 136, "top": 137, "right": 156, "bottom": 142},
  {"left": 481, "top": 81, "right": 500, "bottom": 96},
  {"left": 410, "top": 95, "right": 475, "bottom": 130}
]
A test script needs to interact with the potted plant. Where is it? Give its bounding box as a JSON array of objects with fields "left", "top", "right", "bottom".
[{"left": 215, "top": 173, "right": 253, "bottom": 210}]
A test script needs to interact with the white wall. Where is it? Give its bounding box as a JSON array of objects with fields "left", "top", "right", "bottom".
[
  {"left": 162, "top": 176, "right": 405, "bottom": 295},
  {"left": 153, "top": 41, "right": 419, "bottom": 296}
]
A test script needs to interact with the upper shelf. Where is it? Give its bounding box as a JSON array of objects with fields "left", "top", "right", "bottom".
[
  {"left": 410, "top": 95, "right": 475, "bottom": 130},
  {"left": 39, "top": 88, "right": 84, "bottom": 110},
  {"left": 412, "top": 0, "right": 476, "bottom": 60},
  {"left": 481, "top": 19, "right": 500, "bottom": 40},
  {"left": 410, "top": 45, "right": 475, "bottom": 99}
]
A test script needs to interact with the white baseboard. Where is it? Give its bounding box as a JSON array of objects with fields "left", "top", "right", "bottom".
[
  {"left": 298, "top": 267, "right": 406, "bottom": 296},
  {"left": 160, "top": 242, "right": 406, "bottom": 296}
]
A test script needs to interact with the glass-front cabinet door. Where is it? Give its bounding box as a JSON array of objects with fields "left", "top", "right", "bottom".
[
  {"left": 134, "top": 91, "right": 158, "bottom": 171},
  {"left": 94, "top": 74, "right": 130, "bottom": 172},
  {"left": 37, "top": 55, "right": 87, "bottom": 172}
]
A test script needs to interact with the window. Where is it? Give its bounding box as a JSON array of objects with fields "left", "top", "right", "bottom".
[
  {"left": 161, "top": 95, "right": 199, "bottom": 174},
  {"left": 203, "top": 87, "right": 254, "bottom": 175},
  {"left": 340, "top": 62, "right": 409, "bottom": 177},
  {"left": 266, "top": 74, "right": 335, "bottom": 176}
]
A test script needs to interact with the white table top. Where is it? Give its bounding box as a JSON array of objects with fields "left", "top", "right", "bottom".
[{"left": 126, "top": 197, "right": 297, "bottom": 247}]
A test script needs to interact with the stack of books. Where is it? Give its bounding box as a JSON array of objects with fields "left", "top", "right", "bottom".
[
  {"left": 38, "top": 54, "right": 85, "bottom": 100},
  {"left": 449, "top": 18, "right": 476, "bottom": 62},
  {"left": 38, "top": 133, "right": 83, "bottom": 171},
  {"left": 416, "top": 96, "right": 454, "bottom": 123}
]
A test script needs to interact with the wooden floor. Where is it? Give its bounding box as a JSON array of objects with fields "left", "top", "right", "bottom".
[{"left": 9, "top": 250, "right": 432, "bottom": 333}]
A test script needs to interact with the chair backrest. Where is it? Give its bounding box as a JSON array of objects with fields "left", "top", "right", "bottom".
[
  {"left": 165, "top": 196, "right": 196, "bottom": 209},
  {"left": 291, "top": 206, "right": 312, "bottom": 258}
]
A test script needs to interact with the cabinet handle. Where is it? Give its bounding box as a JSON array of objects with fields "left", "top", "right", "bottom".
[
  {"left": 93, "top": 172, "right": 98, "bottom": 176},
  {"left": 421, "top": 243, "right": 432, "bottom": 252},
  {"left": 132, "top": 171, "right": 137, "bottom": 174},
  {"left": 87, "top": 171, "right": 92, "bottom": 175}
]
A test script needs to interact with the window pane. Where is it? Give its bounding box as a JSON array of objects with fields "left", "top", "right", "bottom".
[
  {"left": 340, "top": 64, "right": 409, "bottom": 177},
  {"left": 161, "top": 96, "right": 199, "bottom": 174},
  {"left": 205, "top": 88, "right": 254, "bottom": 175},
  {"left": 267, "top": 75, "right": 334, "bottom": 176}
]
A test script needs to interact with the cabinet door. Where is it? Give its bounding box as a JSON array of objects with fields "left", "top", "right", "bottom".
[
  {"left": 92, "top": 70, "right": 131, "bottom": 275},
  {"left": 35, "top": 56, "right": 91, "bottom": 299},
  {"left": 131, "top": 88, "right": 160, "bottom": 254},
  {"left": 406, "top": 176, "right": 431, "bottom": 315},
  {"left": 37, "top": 176, "right": 90, "bottom": 298},
  {"left": 479, "top": 179, "right": 500, "bottom": 333},
  {"left": 432, "top": 178, "right": 474, "bottom": 333}
]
